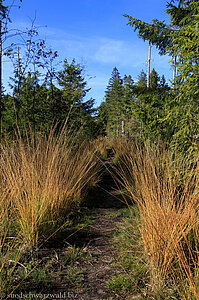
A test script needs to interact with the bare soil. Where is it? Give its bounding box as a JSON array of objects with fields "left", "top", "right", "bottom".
[{"left": 51, "top": 206, "right": 125, "bottom": 299}]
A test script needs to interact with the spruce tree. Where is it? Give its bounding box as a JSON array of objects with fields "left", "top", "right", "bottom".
[
  {"left": 124, "top": 0, "right": 199, "bottom": 152},
  {"left": 105, "top": 67, "right": 124, "bottom": 137},
  {"left": 134, "top": 69, "right": 172, "bottom": 141},
  {"left": 168, "top": 1, "right": 199, "bottom": 152},
  {"left": 150, "top": 68, "right": 160, "bottom": 88},
  {"left": 122, "top": 75, "right": 137, "bottom": 136},
  {"left": 57, "top": 59, "right": 96, "bottom": 136},
  {"left": 96, "top": 101, "right": 108, "bottom": 136}
]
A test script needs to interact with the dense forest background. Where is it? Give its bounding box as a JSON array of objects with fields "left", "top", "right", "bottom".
[{"left": 0, "top": 0, "right": 198, "bottom": 153}]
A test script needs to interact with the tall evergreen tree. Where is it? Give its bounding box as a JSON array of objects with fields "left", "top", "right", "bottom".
[
  {"left": 56, "top": 59, "right": 96, "bottom": 137},
  {"left": 124, "top": 0, "right": 199, "bottom": 152},
  {"left": 96, "top": 101, "right": 108, "bottom": 136},
  {"left": 8, "top": 71, "right": 51, "bottom": 132},
  {"left": 137, "top": 71, "right": 147, "bottom": 87},
  {"left": 122, "top": 74, "right": 137, "bottom": 136},
  {"left": 167, "top": 1, "right": 199, "bottom": 152},
  {"left": 133, "top": 69, "right": 172, "bottom": 141},
  {"left": 150, "top": 68, "right": 160, "bottom": 88},
  {"left": 105, "top": 67, "right": 124, "bottom": 137}
]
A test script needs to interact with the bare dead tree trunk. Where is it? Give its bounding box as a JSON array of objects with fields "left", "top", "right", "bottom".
[
  {"left": 147, "top": 41, "right": 151, "bottom": 88},
  {"left": 121, "top": 120, "right": 125, "bottom": 136}
]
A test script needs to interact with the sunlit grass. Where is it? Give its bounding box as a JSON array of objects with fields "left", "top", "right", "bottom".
[
  {"left": 114, "top": 140, "right": 199, "bottom": 298},
  {"left": 0, "top": 126, "right": 101, "bottom": 249}
]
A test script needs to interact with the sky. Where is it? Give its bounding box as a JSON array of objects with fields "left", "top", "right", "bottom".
[{"left": 3, "top": 0, "right": 173, "bottom": 107}]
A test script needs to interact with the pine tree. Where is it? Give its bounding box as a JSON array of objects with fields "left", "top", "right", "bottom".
[
  {"left": 105, "top": 67, "right": 124, "bottom": 137},
  {"left": 137, "top": 71, "right": 147, "bottom": 87},
  {"left": 124, "top": 0, "right": 199, "bottom": 152},
  {"left": 96, "top": 101, "right": 108, "bottom": 136},
  {"left": 56, "top": 59, "right": 96, "bottom": 137},
  {"left": 133, "top": 69, "right": 172, "bottom": 141},
  {"left": 150, "top": 68, "right": 160, "bottom": 88},
  {"left": 122, "top": 75, "right": 137, "bottom": 136},
  {"left": 167, "top": 1, "right": 199, "bottom": 152}
]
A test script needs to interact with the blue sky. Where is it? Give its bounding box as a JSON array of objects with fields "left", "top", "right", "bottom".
[{"left": 3, "top": 0, "right": 173, "bottom": 107}]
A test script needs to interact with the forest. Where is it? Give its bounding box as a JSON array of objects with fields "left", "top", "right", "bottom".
[{"left": 0, "top": 0, "right": 198, "bottom": 299}]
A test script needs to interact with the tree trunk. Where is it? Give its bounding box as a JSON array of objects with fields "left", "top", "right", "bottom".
[
  {"left": 121, "top": 120, "right": 125, "bottom": 136},
  {"left": 147, "top": 41, "right": 151, "bottom": 88}
]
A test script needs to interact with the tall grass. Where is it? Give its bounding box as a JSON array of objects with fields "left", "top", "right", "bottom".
[
  {"left": 114, "top": 141, "right": 199, "bottom": 298},
  {"left": 0, "top": 182, "right": 25, "bottom": 294},
  {"left": 0, "top": 126, "right": 101, "bottom": 248}
]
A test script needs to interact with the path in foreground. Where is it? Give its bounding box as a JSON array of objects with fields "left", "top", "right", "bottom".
[
  {"left": 51, "top": 163, "right": 129, "bottom": 299},
  {"left": 21, "top": 163, "right": 132, "bottom": 299},
  {"left": 57, "top": 206, "right": 124, "bottom": 299}
]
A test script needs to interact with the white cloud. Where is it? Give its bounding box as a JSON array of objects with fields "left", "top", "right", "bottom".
[
  {"left": 93, "top": 39, "right": 125, "bottom": 63},
  {"left": 2, "top": 21, "right": 173, "bottom": 98},
  {"left": 6, "top": 21, "right": 172, "bottom": 71}
]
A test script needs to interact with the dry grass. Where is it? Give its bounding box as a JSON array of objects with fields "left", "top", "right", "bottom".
[
  {"left": 0, "top": 126, "right": 101, "bottom": 248},
  {"left": 114, "top": 140, "right": 199, "bottom": 298},
  {"left": 0, "top": 126, "right": 102, "bottom": 294}
]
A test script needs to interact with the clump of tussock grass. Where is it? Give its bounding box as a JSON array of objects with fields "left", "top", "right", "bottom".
[
  {"left": 0, "top": 126, "right": 101, "bottom": 248},
  {"left": 114, "top": 140, "right": 199, "bottom": 298}
]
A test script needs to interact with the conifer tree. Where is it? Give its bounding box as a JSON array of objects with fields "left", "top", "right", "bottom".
[
  {"left": 150, "top": 68, "right": 160, "bottom": 88},
  {"left": 96, "top": 101, "right": 108, "bottom": 136},
  {"left": 137, "top": 71, "right": 147, "bottom": 87},
  {"left": 168, "top": 1, "right": 199, "bottom": 152},
  {"left": 122, "top": 75, "right": 137, "bottom": 136},
  {"left": 105, "top": 67, "right": 124, "bottom": 137},
  {"left": 56, "top": 59, "right": 96, "bottom": 136},
  {"left": 124, "top": 0, "right": 199, "bottom": 152},
  {"left": 133, "top": 69, "right": 172, "bottom": 141}
]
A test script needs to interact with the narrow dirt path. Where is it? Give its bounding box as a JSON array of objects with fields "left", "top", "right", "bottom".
[
  {"left": 47, "top": 203, "right": 125, "bottom": 300},
  {"left": 49, "top": 162, "right": 128, "bottom": 299},
  {"left": 19, "top": 162, "right": 130, "bottom": 299},
  {"left": 73, "top": 206, "right": 123, "bottom": 299}
]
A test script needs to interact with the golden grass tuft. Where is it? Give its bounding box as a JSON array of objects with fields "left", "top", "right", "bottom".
[
  {"left": 114, "top": 140, "right": 199, "bottom": 298},
  {"left": 0, "top": 126, "right": 101, "bottom": 248}
]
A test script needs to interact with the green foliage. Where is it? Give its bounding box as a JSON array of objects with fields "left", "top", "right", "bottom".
[
  {"left": 122, "top": 75, "right": 138, "bottom": 137},
  {"left": 137, "top": 71, "right": 147, "bottom": 87},
  {"left": 134, "top": 69, "right": 174, "bottom": 141},
  {"left": 105, "top": 67, "right": 124, "bottom": 137},
  {"left": 101, "top": 67, "right": 172, "bottom": 142},
  {"left": 55, "top": 59, "right": 98, "bottom": 137},
  {"left": 3, "top": 55, "right": 98, "bottom": 139},
  {"left": 167, "top": 1, "right": 199, "bottom": 153},
  {"left": 124, "top": 0, "right": 199, "bottom": 153},
  {"left": 101, "top": 68, "right": 137, "bottom": 138},
  {"left": 96, "top": 101, "right": 108, "bottom": 136},
  {"left": 124, "top": 15, "right": 173, "bottom": 55}
]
